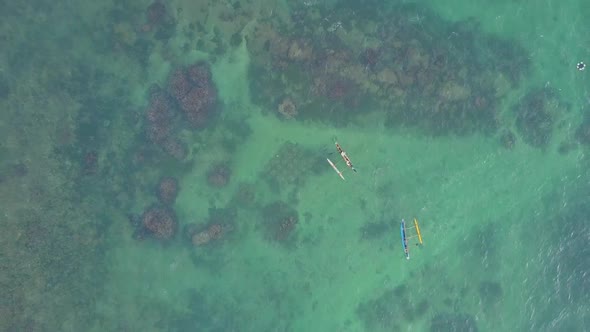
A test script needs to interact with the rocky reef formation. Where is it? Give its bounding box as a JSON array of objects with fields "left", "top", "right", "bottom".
[
  {"left": 206, "top": 162, "right": 232, "bottom": 188},
  {"left": 138, "top": 205, "right": 178, "bottom": 241},
  {"left": 168, "top": 63, "right": 218, "bottom": 128},
  {"left": 189, "top": 223, "right": 233, "bottom": 246},
  {"left": 142, "top": 62, "right": 219, "bottom": 160},
  {"left": 499, "top": 129, "right": 517, "bottom": 150},
  {"left": 260, "top": 201, "right": 299, "bottom": 247},
  {"left": 156, "top": 176, "right": 179, "bottom": 205},
  {"left": 143, "top": 1, "right": 176, "bottom": 39},
  {"left": 144, "top": 86, "right": 188, "bottom": 160},
  {"left": 185, "top": 207, "right": 236, "bottom": 247},
  {"left": 277, "top": 97, "right": 298, "bottom": 120},
  {"left": 230, "top": 182, "right": 258, "bottom": 209},
  {"left": 246, "top": 3, "right": 531, "bottom": 135}
]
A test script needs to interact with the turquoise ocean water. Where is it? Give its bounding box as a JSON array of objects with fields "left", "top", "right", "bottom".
[{"left": 1, "top": 0, "right": 589, "bottom": 331}]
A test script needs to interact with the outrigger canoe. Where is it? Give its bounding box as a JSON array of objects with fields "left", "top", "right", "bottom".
[
  {"left": 400, "top": 218, "right": 423, "bottom": 260},
  {"left": 326, "top": 140, "right": 357, "bottom": 180},
  {"left": 400, "top": 219, "right": 410, "bottom": 260}
]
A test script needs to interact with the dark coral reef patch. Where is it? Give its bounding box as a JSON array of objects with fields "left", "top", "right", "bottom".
[
  {"left": 259, "top": 201, "right": 299, "bottom": 247},
  {"left": 513, "top": 87, "right": 568, "bottom": 148},
  {"left": 357, "top": 284, "right": 430, "bottom": 331},
  {"left": 429, "top": 312, "right": 478, "bottom": 332},
  {"left": 263, "top": 142, "right": 324, "bottom": 192}
]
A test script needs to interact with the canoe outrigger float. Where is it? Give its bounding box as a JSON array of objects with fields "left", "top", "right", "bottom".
[
  {"left": 326, "top": 140, "right": 357, "bottom": 181},
  {"left": 327, "top": 158, "right": 345, "bottom": 180},
  {"left": 400, "top": 218, "right": 423, "bottom": 260}
]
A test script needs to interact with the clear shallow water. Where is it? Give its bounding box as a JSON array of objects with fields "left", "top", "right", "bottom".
[{"left": 1, "top": 0, "right": 589, "bottom": 331}]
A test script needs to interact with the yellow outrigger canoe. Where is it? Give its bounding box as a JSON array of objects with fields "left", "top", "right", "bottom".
[{"left": 413, "top": 218, "right": 423, "bottom": 245}]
